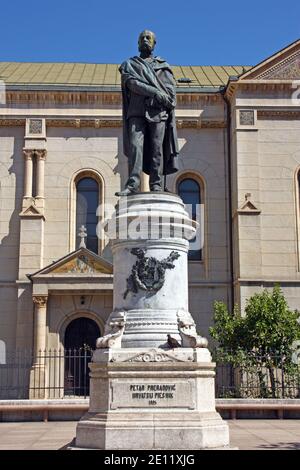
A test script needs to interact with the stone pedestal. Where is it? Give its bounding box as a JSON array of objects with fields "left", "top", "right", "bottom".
[
  {"left": 75, "top": 348, "right": 229, "bottom": 449},
  {"left": 74, "top": 193, "right": 230, "bottom": 449}
]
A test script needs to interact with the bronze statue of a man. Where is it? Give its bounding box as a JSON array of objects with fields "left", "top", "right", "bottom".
[{"left": 116, "top": 30, "right": 179, "bottom": 196}]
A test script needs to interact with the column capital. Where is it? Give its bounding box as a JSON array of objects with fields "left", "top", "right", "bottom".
[
  {"left": 23, "top": 148, "right": 47, "bottom": 160},
  {"left": 23, "top": 148, "right": 34, "bottom": 160},
  {"left": 33, "top": 295, "right": 48, "bottom": 307},
  {"left": 35, "top": 149, "right": 47, "bottom": 161}
]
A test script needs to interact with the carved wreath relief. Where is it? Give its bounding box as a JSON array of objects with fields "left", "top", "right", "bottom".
[{"left": 123, "top": 248, "right": 180, "bottom": 299}]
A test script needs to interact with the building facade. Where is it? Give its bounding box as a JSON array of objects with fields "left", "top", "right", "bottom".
[{"left": 0, "top": 39, "right": 300, "bottom": 381}]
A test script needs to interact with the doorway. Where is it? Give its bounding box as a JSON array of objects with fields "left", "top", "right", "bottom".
[{"left": 64, "top": 317, "right": 100, "bottom": 396}]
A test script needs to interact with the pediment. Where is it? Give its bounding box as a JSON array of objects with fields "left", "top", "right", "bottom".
[
  {"left": 30, "top": 247, "right": 113, "bottom": 278},
  {"left": 240, "top": 39, "right": 300, "bottom": 80},
  {"left": 237, "top": 196, "right": 261, "bottom": 215},
  {"left": 19, "top": 204, "right": 44, "bottom": 218}
]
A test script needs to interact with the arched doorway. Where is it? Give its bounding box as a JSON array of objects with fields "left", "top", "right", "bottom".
[{"left": 64, "top": 317, "right": 100, "bottom": 396}]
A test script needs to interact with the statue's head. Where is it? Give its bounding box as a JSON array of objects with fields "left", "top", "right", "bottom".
[{"left": 138, "top": 30, "right": 156, "bottom": 54}]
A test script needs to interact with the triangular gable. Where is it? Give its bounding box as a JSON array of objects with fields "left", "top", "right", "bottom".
[
  {"left": 19, "top": 204, "right": 44, "bottom": 218},
  {"left": 239, "top": 38, "right": 300, "bottom": 80},
  {"left": 237, "top": 195, "right": 261, "bottom": 215},
  {"left": 30, "top": 247, "right": 113, "bottom": 277}
]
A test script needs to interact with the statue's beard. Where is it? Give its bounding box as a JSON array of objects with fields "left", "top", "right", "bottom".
[{"left": 139, "top": 43, "right": 153, "bottom": 54}]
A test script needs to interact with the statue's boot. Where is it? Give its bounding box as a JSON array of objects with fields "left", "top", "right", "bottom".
[
  {"left": 115, "top": 187, "right": 138, "bottom": 197},
  {"left": 150, "top": 184, "right": 163, "bottom": 192}
]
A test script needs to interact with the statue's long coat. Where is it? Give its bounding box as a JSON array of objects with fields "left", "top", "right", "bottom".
[{"left": 119, "top": 56, "right": 179, "bottom": 175}]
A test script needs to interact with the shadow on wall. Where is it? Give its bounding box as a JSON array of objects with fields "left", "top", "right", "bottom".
[
  {"left": 0, "top": 129, "right": 23, "bottom": 280},
  {"left": 0, "top": 129, "right": 26, "bottom": 350}
]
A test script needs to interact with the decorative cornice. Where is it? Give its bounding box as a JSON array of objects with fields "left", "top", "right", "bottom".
[
  {"left": 257, "top": 110, "right": 300, "bottom": 120},
  {"left": 256, "top": 50, "right": 300, "bottom": 80},
  {"left": 47, "top": 119, "right": 122, "bottom": 128},
  {"left": 4, "top": 90, "right": 222, "bottom": 106},
  {"left": 225, "top": 80, "right": 296, "bottom": 100},
  {"left": 0, "top": 118, "right": 226, "bottom": 129}
]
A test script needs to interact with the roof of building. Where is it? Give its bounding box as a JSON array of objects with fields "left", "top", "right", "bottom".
[{"left": 0, "top": 62, "right": 252, "bottom": 89}]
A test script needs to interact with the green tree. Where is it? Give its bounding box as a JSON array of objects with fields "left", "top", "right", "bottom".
[{"left": 210, "top": 285, "right": 300, "bottom": 398}]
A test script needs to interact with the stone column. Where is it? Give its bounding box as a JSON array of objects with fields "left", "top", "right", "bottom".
[
  {"left": 35, "top": 149, "right": 47, "bottom": 199},
  {"left": 75, "top": 193, "right": 231, "bottom": 450},
  {"left": 23, "top": 149, "right": 33, "bottom": 198},
  {"left": 111, "top": 193, "right": 192, "bottom": 348},
  {"left": 29, "top": 295, "right": 48, "bottom": 398},
  {"left": 33, "top": 295, "right": 48, "bottom": 356},
  {"left": 140, "top": 172, "right": 149, "bottom": 192}
]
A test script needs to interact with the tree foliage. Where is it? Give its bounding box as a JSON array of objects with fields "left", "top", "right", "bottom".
[
  {"left": 210, "top": 285, "right": 300, "bottom": 355},
  {"left": 210, "top": 285, "right": 300, "bottom": 398}
]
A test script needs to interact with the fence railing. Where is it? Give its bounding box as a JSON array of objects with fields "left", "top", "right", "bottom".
[
  {"left": 213, "top": 350, "right": 300, "bottom": 399},
  {"left": 0, "top": 348, "right": 92, "bottom": 399},
  {"left": 0, "top": 348, "right": 299, "bottom": 399}
]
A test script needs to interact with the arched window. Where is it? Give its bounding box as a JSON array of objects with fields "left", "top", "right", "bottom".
[
  {"left": 76, "top": 177, "right": 99, "bottom": 253},
  {"left": 178, "top": 178, "right": 202, "bottom": 261}
]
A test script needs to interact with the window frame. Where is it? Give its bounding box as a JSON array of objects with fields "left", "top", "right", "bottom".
[
  {"left": 69, "top": 169, "right": 104, "bottom": 255},
  {"left": 175, "top": 172, "right": 206, "bottom": 263}
]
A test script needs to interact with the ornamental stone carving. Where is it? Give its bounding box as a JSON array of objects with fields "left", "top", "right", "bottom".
[
  {"left": 239, "top": 110, "right": 255, "bottom": 126},
  {"left": 23, "top": 148, "right": 34, "bottom": 160},
  {"left": 35, "top": 149, "right": 47, "bottom": 160},
  {"left": 96, "top": 312, "right": 126, "bottom": 349},
  {"left": 29, "top": 119, "right": 43, "bottom": 134},
  {"left": 33, "top": 296, "right": 48, "bottom": 307},
  {"left": 177, "top": 310, "right": 208, "bottom": 348},
  {"left": 257, "top": 51, "right": 300, "bottom": 80},
  {"left": 125, "top": 349, "right": 189, "bottom": 363},
  {"left": 22, "top": 149, "right": 47, "bottom": 160},
  {"left": 124, "top": 248, "right": 180, "bottom": 299}
]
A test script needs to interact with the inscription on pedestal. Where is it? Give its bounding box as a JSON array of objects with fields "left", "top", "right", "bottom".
[{"left": 110, "top": 380, "right": 195, "bottom": 409}]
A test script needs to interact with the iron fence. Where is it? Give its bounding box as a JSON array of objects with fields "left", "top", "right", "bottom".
[
  {"left": 0, "top": 348, "right": 92, "bottom": 399},
  {"left": 213, "top": 350, "right": 300, "bottom": 399},
  {"left": 0, "top": 348, "right": 299, "bottom": 399}
]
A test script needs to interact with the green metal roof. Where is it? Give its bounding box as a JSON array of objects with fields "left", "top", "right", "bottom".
[{"left": 0, "top": 62, "right": 252, "bottom": 89}]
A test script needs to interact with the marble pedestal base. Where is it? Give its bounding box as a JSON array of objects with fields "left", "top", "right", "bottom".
[{"left": 75, "top": 348, "right": 230, "bottom": 450}]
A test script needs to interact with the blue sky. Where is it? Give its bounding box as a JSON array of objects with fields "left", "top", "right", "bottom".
[{"left": 0, "top": 0, "right": 299, "bottom": 66}]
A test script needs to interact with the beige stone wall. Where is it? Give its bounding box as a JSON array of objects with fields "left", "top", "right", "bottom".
[
  {"left": 41, "top": 126, "right": 230, "bottom": 339},
  {"left": 167, "top": 127, "right": 231, "bottom": 334},
  {"left": 0, "top": 285, "right": 18, "bottom": 350},
  {"left": 231, "top": 86, "right": 300, "bottom": 313},
  {"left": 47, "top": 293, "right": 113, "bottom": 349},
  {"left": 0, "top": 127, "right": 23, "bottom": 281},
  {"left": 15, "top": 284, "right": 33, "bottom": 350},
  {"left": 258, "top": 118, "right": 300, "bottom": 279},
  {"left": 0, "top": 93, "right": 231, "bottom": 348},
  {"left": 44, "top": 126, "right": 123, "bottom": 265},
  {"left": 0, "top": 127, "right": 231, "bottom": 346},
  {"left": 0, "top": 128, "right": 24, "bottom": 349},
  {"left": 189, "top": 285, "right": 230, "bottom": 341}
]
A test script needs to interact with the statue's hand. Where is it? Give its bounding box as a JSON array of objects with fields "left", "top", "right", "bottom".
[{"left": 155, "top": 92, "right": 171, "bottom": 108}]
